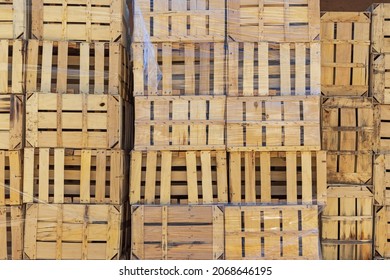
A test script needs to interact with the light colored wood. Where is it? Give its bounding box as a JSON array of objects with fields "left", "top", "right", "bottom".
[
  {"left": 286, "top": 152, "right": 297, "bottom": 204},
  {"left": 0, "top": 40, "right": 24, "bottom": 94},
  {"left": 160, "top": 152, "right": 172, "bottom": 204}
]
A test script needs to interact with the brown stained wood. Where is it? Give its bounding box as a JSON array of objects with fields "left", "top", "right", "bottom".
[
  {"left": 0, "top": 150, "right": 22, "bottom": 206},
  {"left": 133, "top": 0, "right": 225, "bottom": 43},
  {"left": 129, "top": 151, "right": 228, "bottom": 205},
  {"left": 23, "top": 148, "right": 126, "bottom": 204},
  {"left": 321, "top": 12, "right": 370, "bottom": 96},
  {"left": 0, "top": 40, "right": 24, "bottom": 94},
  {"left": 131, "top": 205, "right": 224, "bottom": 260},
  {"left": 0, "top": 205, "right": 24, "bottom": 260},
  {"left": 227, "top": 96, "right": 320, "bottom": 151},
  {"left": 24, "top": 204, "right": 124, "bottom": 260},
  {"left": 228, "top": 151, "right": 326, "bottom": 205},
  {"left": 225, "top": 205, "right": 320, "bottom": 260},
  {"left": 134, "top": 96, "right": 225, "bottom": 151},
  {"left": 25, "top": 93, "right": 128, "bottom": 149},
  {"left": 132, "top": 42, "right": 226, "bottom": 96},
  {"left": 227, "top": 0, "right": 320, "bottom": 42}
]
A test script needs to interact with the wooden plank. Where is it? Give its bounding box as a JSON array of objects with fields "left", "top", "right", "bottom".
[
  {"left": 53, "top": 149, "right": 64, "bottom": 204},
  {"left": 38, "top": 148, "right": 49, "bottom": 203},
  {"left": 160, "top": 152, "right": 172, "bottom": 204},
  {"left": 286, "top": 152, "right": 297, "bottom": 204},
  {"left": 186, "top": 152, "right": 199, "bottom": 205}
]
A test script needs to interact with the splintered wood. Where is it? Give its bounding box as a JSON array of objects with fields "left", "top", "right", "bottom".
[
  {"left": 32, "top": 0, "right": 129, "bottom": 44},
  {"left": 321, "top": 12, "right": 370, "bottom": 96},
  {"left": 321, "top": 186, "right": 373, "bottom": 260},
  {"left": 0, "top": 95, "right": 23, "bottom": 150},
  {"left": 132, "top": 0, "right": 225, "bottom": 42},
  {"left": 0, "top": 205, "right": 24, "bottom": 260},
  {"left": 26, "top": 40, "right": 130, "bottom": 99},
  {"left": 228, "top": 42, "right": 321, "bottom": 96},
  {"left": 134, "top": 96, "right": 225, "bottom": 151},
  {"left": 23, "top": 148, "right": 126, "bottom": 204},
  {"left": 372, "top": 53, "right": 390, "bottom": 103},
  {"left": 374, "top": 154, "right": 390, "bottom": 206},
  {"left": 0, "top": 40, "right": 24, "bottom": 94},
  {"left": 132, "top": 42, "right": 225, "bottom": 96},
  {"left": 227, "top": 96, "right": 320, "bottom": 151},
  {"left": 25, "top": 93, "right": 125, "bottom": 149},
  {"left": 130, "top": 151, "right": 228, "bottom": 205},
  {"left": 228, "top": 151, "right": 327, "bottom": 205},
  {"left": 371, "top": 3, "right": 390, "bottom": 53},
  {"left": 225, "top": 205, "right": 320, "bottom": 260},
  {"left": 131, "top": 205, "right": 224, "bottom": 260},
  {"left": 0, "top": 151, "right": 22, "bottom": 206},
  {"left": 375, "top": 206, "right": 390, "bottom": 259},
  {"left": 23, "top": 204, "right": 124, "bottom": 260},
  {"left": 227, "top": 0, "right": 320, "bottom": 42},
  {"left": 0, "top": 0, "right": 27, "bottom": 39},
  {"left": 322, "top": 97, "right": 374, "bottom": 184}
]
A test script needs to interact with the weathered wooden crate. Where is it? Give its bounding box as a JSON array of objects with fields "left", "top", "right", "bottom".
[
  {"left": 131, "top": 205, "right": 224, "bottom": 260},
  {"left": 0, "top": 205, "right": 24, "bottom": 260},
  {"left": 130, "top": 151, "right": 228, "bottom": 205},
  {"left": 23, "top": 148, "right": 127, "bottom": 204},
  {"left": 229, "top": 151, "right": 327, "bottom": 205},
  {"left": 227, "top": 0, "right": 320, "bottom": 42},
  {"left": 375, "top": 206, "right": 390, "bottom": 259},
  {"left": 227, "top": 96, "right": 320, "bottom": 151},
  {"left": 0, "top": 0, "right": 28, "bottom": 39},
  {"left": 26, "top": 40, "right": 130, "bottom": 100},
  {"left": 31, "top": 0, "right": 129, "bottom": 45},
  {"left": 322, "top": 97, "right": 374, "bottom": 184},
  {"left": 0, "top": 40, "right": 24, "bottom": 94},
  {"left": 321, "top": 12, "right": 370, "bottom": 96},
  {"left": 225, "top": 205, "right": 320, "bottom": 260},
  {"left": 132, "top": 0, "right": 225, "bottom": 43},
  {"left": 24, "top": 203, "right": 126, "bottom": 260},
  {"left": 371, "top": 3, "right": 390, "bottom": 53},
  {"left": 132, "top": 42, "right": 225, "bottom": 96},
  {"left": 0, "top": 95, "right": 23, "bottom": 150},
  {"left": 228, "top": 42, "right": 320, "bottom": 96},
  {"left": 134, "top": 96, "right": 225, "bottom": 151},
  {"left": 321, "top": 186, "right": 373, "bottom": 260},
  {"left": 0, "top": 150, "right": 22, "bottom": 206},
  {"left": 25, "top": 93, "right": 129, "bottom": 149},
  {"left": 372, "top": 53, "right": 390, "bottom": 104},
  {"left": 374, "top": 105, "right": 390, "bottom": 152},
  {"left": 374, "top": 154, "right": 390, "bottom": 206}
]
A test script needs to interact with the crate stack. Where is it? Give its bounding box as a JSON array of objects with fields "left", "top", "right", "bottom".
[
  {"left": 225, "top": 0, "right": 325, "bottom": 260},
  {"left": 320, "top": 12, "right": 373, "bottom": 259},
  {"left": 21, "top": 0, "right": 132, "bottom": 260},
  {"left": 129, "top": 0, "right": 228, "bottom": 260},
  {"left": 0, "top": 0, "right": 27, "bottom": 260},
  {"left": 371, "top": 3, "right": 390, "bottom": 260}
]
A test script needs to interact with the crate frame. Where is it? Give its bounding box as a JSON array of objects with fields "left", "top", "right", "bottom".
[
  {"left": 0, "top": 205, "right": 24, "bottom": 260},
  {"left": 0, "top": 95, "right": 23, "bottom": 150}
]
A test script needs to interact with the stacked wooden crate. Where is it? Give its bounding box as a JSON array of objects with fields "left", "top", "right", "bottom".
[
  {"left": 225, "top": 0, "right": 324, "bottom": 260},
  {"left": 0, "top": 1, "right": 26, "bottom": 260},
  {"left": 371, "top": 3, "right": 390, "bottom": 260},
  {"left": 320, "top": 12, "right": 373, "bottom": 260},
  {"left": 22, "top": 1, "right": 131, "bottom": 260},
  {"left": 129, "top": 0, "right": 227, "bottom": 260}
]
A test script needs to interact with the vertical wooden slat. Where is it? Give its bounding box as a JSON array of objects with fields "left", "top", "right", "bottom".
[
  {"left": 109, "top": 151, "right": 122, "bottom": 204},
  {"left": 243, "top": 43, "right": 254, "bottom": 96},
  {"left": 80, "top": 150, "right": 92, "bottom": 203},
  {"left": 107, "top": 206, "right": 120, "bottom": 260},
  {"left": 0, "top": 153, "right": 5, "bottom": 205},
  {"left": 160, "top": 152, "right": 172, "bottom": 204},
  {"left": 95, "top": 150, "right": 107, "bottom": 203},
  {"left": 216, "top": 151, "right": 228, "bottom": 203},
  {"left": 245, "top": 152, "right": 256, "bottom": 203},
  {"left": 130, "top": 152, "right": 142, "bottom": 204},
  {"left": 55, "top": 205, "right": 63, "bottom": 260},
  {"left": 57, "top": 41, "right": 68, "bottom": 94},
  {"left": 41, "top": 41, "right": 53, "bottom": 93},
  {"left": 94, "top": 43, "right": 105, "bottom": 94},
  {"left": 80, "top": 43, "right": 90, "bottom": 94},
  {"left": 0, "top": 41, "right": 9, "bottom": 93},
  {"left": 201, "top": 151, "right": 213, "bottom": 204},
  {"left": 186, "top": 152, "right": 199, "bottom": 204},
  {"left": 24, "top": 204, "right": 38, "bottom": 260},
  {"left": 301, "top": 152, "right": 312, "bottom": 204},
  {"left": 229, "top": 152, "right": 241, "bottom": 203},
  {"left": 286, "top": 152, "right": 297, "bottom": 204},
  {"left": 185, "top": 44, "right": 195, "bottom": 95},
  {"left": 258, "top": 42, "right": 269, "bottom": 95},
  {"left": 131, "top": 206, "right": 144, "bottom": 259},
  {"left": 225, "top": 207, "right": 242, "bottom": 260},
  {"left": 162, "top": 43, "right": 172, "bottom": 95},
  {"left": 38, "top": 148, "right": 49, "bottom": 203},
  {"left": 280, "top": 43, "right": 291, "bottom": 95},
  {"left": 145, "top": 152, "right": 157, "bottom": 204},
  {"left": 53, "top": 149, "right": 65, "bottom": 204},
  {"left": 161, "top": 206, "right": 168, "bottom": 260},
  {"left": 23, "top": 148, "right": 35, "bottom": 203},
  {"left": 260, "top": 152, "right": 271, "bottom": 203},
  {"left": 228, "top": 42, "right": 239, "bottom": 96},
  {"left": 26, "top": 40, "right": 39, "bottom": 93}
]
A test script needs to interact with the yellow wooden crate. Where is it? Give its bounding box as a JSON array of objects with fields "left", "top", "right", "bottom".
[
  {"left": 0, "top": 95, "right": 23, "bottom": 150},
  {"left": 0, "top": 205, "right": 24, "bottom": 260},
  {"left": 0, "top": 40, "right": 24, "bottom": 94},
  {"left": 0, "top": 0, "right": 28, "bottom": 39},
  {"left": 0, "top": 150, "right": 22, "bottom": 206}
]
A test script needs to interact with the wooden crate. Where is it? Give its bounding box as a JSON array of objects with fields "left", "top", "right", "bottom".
[
  {"left": 228, "top": 42, "right": 320, "bottom": 96},
  {"left": 374, "top": 105, "right": 390, "bottom": 152},
  {"left": 322, "top": 97, "right": 374, "bottom": 184},
  {"left": 0, "top": 95, "right": 23, "bottom": 150},
  {"left": 0, "top": 151, "right": 22, "bottom": 206},
  {"left": 227, "top": 0, "right": 320, "bottom": 42},
  {"left": 26, "top": 40, "right": 130, "bottom": 100},
  {"left": 375, "top": 206, "right": 390, "bottom": 259},
  {"left": 372, "top": 53, "right": 390, "bottom": 104},
  {"left": 131, "top": 205, "right": 224, "bottom": 260},
  {"left": 371, "top": 3, "right": 390, "bottom": 53},
  {"left": 225, "top": 205, "right": 320, "bottom": 260},
  {"left": 0, "top": 0, "right": 28, "bottom": 39},
  {"left": 321, "top": 12, "right": 370, "bottom": 96},
  {"left": 32, "top": 0, "right": 129, "bottom": 45},
  {"left": 0, "top": 40, "right": 24, "bottom": 94},
  {"left": 130, "top": 151, "right": 228, "bottom": 205},
  {"left": 25, "top": 93, "right": 129, "bottom": 149},
  {"left": 132, "top": 42, "right": 225, "bottom": 96},
  {"left": 23, "top": 148, "right": 127, "bottom": 204},
  {"left": 134, "top": 96, "right": 225, "bottom": 151},
  {"left": 321, "top": 186, "right": 373, "bottom": 260},
  {"left": 227, "top": 96, "right": 320, "bottom": 151},
  {"left": 24, "top": 203, "right": 125, "bottom": 260},
  {"left": 0, "top": 205, "right": 24, "bottom": 260},
  {"left": 229, "top": 151, "right": 327, "bottom": 205},
  {"left": 373, "top": 154, "right": 390, "bottom": 206},
  {"left": 132, "top": 0, "right": 225, "bottom": 43}
]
